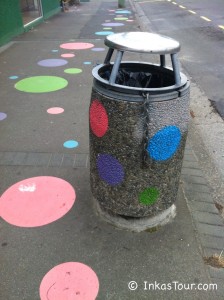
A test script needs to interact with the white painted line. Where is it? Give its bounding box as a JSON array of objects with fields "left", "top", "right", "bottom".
[
  {"left": 218, "top": 25, "right": 224, "bottom": 30},
  {"left": 188, "top": 10, "right": 196, "bottom": 14},
  {"left": 172, "top": 2, "right": 177, "bottom": 4},
  {"left": 200, "top": 16, "right": 211, "bottom": 22},
  {"left": 179, "top": 5, "right": 186, "bottom": 9}
]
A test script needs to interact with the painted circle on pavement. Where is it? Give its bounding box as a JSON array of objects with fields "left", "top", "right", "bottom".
[
  {"left": 47, "top": 107, "right": 64, "bottom": 114},
  {"left": 90, "top": 100, "right": 108, "bottom": 138},
  {"left": 95, "top": 31, "right": 114, "bottom": 36},
  {"left": 102, "top": 22, "right": 124, "bottom": 27},
  {"left": 38, "top": 59, "right": 68, "bottom": 67},
  {"left": 63, "top": 140, "right": 79, "bottom": 148},
  {"left": 61, "top": 53, "right": 75, "bottom": 58},
  {"left": 114, "top": 17, "right": 128, "bottom": 21},
  {"left": 115, "top": 10, "right": 131, "bottom": 14},
  {"left": 139, "top": 187, "right": 159, "bottom": 206},
  {"left": 15, "top": 76, "right": 68, "bottom": 93},
  {"left": 9, "top": 76, "right": 19, "bottom": 80},
  {"left": 64, "top": 68, "right": 82, "bottom": 74},
  {"left": 91, "top": 48, "right": 105, "bottom": 52},
  {"left": 39, "top": 262, "right": 99, "bottom": 300},
  {"left": 97, "top": 154, "right": 124, "bottom": 186},
  {"left": 0, "top": 112, "right": 7, "bottom": 121},
  {"left": 83, "top": 61, "right": 92, "bottom": 65},
  {"left": 0, "top": 176, "right": 76, "bottom": 227},
  {"left": 60, "top": 42, "right": 94, "bottom": 50},
  {"left": 147, "top": 125, "right": 181, "bottom": 161}
]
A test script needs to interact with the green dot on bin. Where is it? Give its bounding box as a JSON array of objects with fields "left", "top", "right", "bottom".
[
  {"left": 139, "top": 187, "right": 159, "bottom": 206},
  {"left": 64, "top": 68, "right": 82, "bottom": 74}
]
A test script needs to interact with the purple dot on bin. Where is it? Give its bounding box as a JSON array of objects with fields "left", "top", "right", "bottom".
[
  {"left": 38, "top": 59, "right": 68, "bottom": 67},
  {"left": 97, "top": 154, "right": 124, "bottom": 186},
  {"left": 0, "top": 112, "right": 7, "bottom": 121}
]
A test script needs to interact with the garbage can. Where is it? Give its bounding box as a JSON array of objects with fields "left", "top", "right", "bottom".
[{"left": 89, "top": 32, "right": 190, "bottom": 231}]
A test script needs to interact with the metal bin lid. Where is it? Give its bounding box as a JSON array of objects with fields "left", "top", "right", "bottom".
[{"left": 105, "top": 32, "right": 180, "bottom": 54}]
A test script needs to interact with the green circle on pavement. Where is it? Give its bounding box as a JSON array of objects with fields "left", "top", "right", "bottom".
[
  {"left": 114, "top": 17, "right": 129, "bottom": 21},
  {"left": 15, "top": 76, "right": 68, "bottom": 93},
  {"left": 64, "top": 68, "right": 83, "bottom": 74}
]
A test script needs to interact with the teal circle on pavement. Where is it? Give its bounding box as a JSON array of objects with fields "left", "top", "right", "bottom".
[
  {"left": 15, "top": 76, "right": 68, "bottom": 93},
  {"left": 115, "top": 10, "right": 131, "bottom": 14},
  {"left": 9, "top": 76, "right": 19, "bottom": 80},
  {"left": 95, "top": 31, "right": 114, "bottom": 36},
  {"left": 63, "top": 140, "right": 79, "bottom": 148}
]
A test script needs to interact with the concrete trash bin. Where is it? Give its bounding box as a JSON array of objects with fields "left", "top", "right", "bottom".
[{"left": 89, "top": 32, "right": 190, "bottom": 231}]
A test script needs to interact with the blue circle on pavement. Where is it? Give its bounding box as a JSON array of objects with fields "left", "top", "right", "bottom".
[
  {"left": 147, "top": 126, "right": 181, "bottom": 161},
  {"left": 63, "top": 140, "right": 79, "bottom": 148}
]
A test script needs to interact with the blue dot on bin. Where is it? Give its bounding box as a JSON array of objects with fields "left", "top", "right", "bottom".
[
  {"left": 63, "top": 140, "right": 79, "bottom": 149},
  {"left": 147, "top": 126, "right": 181, "bottom": 161},
  {"left": 97, "top": 154, "right": 124, "bottom": 186}
]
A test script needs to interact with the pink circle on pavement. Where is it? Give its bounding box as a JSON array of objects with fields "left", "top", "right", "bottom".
[
  {"left": 60, "top": 42, "right": 94, "bottom": 50},
  {"left": 39, "top": 262, "right": 99, "bottom": 300},
  {"left": 0, "top": 176, "right": 76, "bottom": 227},
  {"left": 47, "top": 107, "right": 64, "bottom": 114},
  {"left": 61, "top": 53, "right": 75, "bottom": 58}
]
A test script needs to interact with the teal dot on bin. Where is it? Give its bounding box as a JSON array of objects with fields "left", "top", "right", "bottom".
[
  {"left": 147, "top": 126, "right": 181, "bottom": 161},
  {"left": 139, "top": 187, "right": 159, "bottom": 206}
]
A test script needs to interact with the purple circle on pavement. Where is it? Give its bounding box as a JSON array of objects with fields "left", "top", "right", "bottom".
[
  {"left": 97, "top": 154, "right": 124, "bottom": 186},
  {"left": 0, "top": 112, "right": 7, "bottom": 121},
  {"left": 38, "top": 59, "right": 68, "bottom": 67},
  {"left": 101, "top": 22, "right": 124, "bottom": 27},
  {"left": 91, "top": 48, "right": 105, "bottom": 52}
]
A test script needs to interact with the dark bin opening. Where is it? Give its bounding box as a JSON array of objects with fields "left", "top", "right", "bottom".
[{"left": 99, "top": 63, "right": 176, "bottom": 88}]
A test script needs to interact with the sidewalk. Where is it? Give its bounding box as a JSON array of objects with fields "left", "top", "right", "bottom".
[{"left": 0, "top": 0, "right": 223, "bottom": 299}]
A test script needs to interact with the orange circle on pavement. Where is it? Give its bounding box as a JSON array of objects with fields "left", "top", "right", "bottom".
[
  {"left": 60, "top": 42, "right": 94, "bottom": 50},
  {"left": 0, "top": 177, "right": 76, "bottom": 227},
  {"left": 39, "top": 262, "right": 99, "bottom": 300}
]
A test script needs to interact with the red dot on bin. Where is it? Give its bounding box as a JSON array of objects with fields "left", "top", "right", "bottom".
[{"left": 90, "top": 100, "right": 108, "bottom": 137}]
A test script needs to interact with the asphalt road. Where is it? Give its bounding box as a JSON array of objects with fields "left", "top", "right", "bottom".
[{"left": 136, "top": 0, "right": 224, "bottom": 118}]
